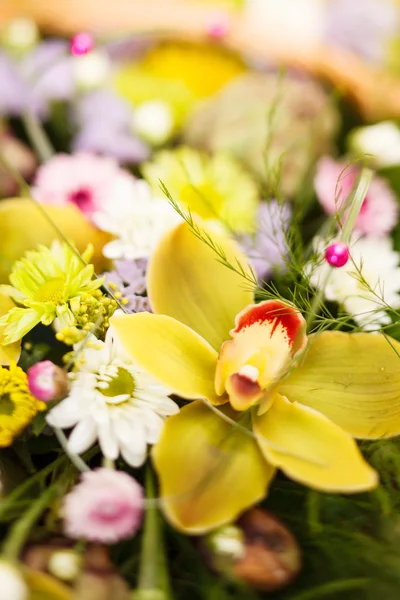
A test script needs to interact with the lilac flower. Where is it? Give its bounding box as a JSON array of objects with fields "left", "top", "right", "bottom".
[
  {"left": 0, "top": 40, "right": 73, "bottom": 118},
  {"left": 238, "top": 200, "right": 291, "bottom": 282},
  {"left": 324, "top": 0, "right": 399, "bottom": 64},
  {"left": 72, "top": 90, "right": 150, "bottom": 164},
  {"left": 104, "top": 259, "right": 152, "bottom": 313}
]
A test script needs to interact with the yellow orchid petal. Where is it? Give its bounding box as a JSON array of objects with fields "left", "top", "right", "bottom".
[
  {"left": 0, "top": 198, "right": 110, "bottom": 283},
  {"left": 253, "top": 393, "right": 378, "bottom": 493},
  {"left": 25, "top": 567, "right": 74, "bottom": 600},
  {"left": 0, "top": 293, "right": 20, "bottom": 364},
  {"left": 110, "top": 312, "right": 222, "bottom": 403},
  {"left": 148, "top": 221, "right": 253, "bottom": 351},
  {"left": 280, "top": 331, "right": 400, "bottom": 439},
  {"left": 215, "top": 301, "right": 307, "bottom": 411},
  {"left": 152, "top": 400, "right": 275, "bottom": 534}
]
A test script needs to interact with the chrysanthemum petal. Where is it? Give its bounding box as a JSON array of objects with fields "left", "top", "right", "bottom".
[
  {"left": 215, "top": 301, "right": 307, "bottom": 410},
  {"left": 253, "top": 393, "right": 378, "bottom": 492},
  {"left": 152, "top": 400, "right": 275, "bottom": 533},
  {"left": 148, "top": 222, "right": 253, "bottom": 351},
  {"left": 0, "top": 307, "right": 43, "bottom": 344},
  {"left": 280, "top": 331, "right": 400, "bottom": 439},
  {"left": 0, "top": 293, "right": 20, "bottom": 365},
  {"left": 110, "top": 312, "right": 221, "bottom": 403}
]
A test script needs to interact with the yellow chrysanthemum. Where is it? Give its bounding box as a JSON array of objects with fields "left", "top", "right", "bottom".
[
  {"left": 114, "top": 40, "right": 246, "bottom": 126},
  {"left": 0, "top": 363, "right": 45, "bottom": 447},
  {"left": 143, "top": 146, "right": 259, "bottom": 234},
  {"left": 0, "top": 240, "right": 104, "bottom": 344}
]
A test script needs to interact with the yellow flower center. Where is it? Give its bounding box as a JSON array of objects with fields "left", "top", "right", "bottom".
[
  {"left": 34, "top": 278, "right": 65, "bottom": 304},
  {"left": 98, "top": 367, "right": 135, "bottom": 404},
  {"left": 0, "top": 364, "right": 44, "bottom": 447}
]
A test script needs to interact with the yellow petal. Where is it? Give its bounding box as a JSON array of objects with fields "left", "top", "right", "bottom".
[
  {"left": 253, "top": 393, "right": 378, "bottom": 493},
  {"left": 110, "top": 312, "right": 222, "bottom": 403},
  {"left": 0, "top": 198, "right": 111, "bottom": 283},
  {"left": 280, "top": 331, "right": 400, "bottom": 439},
  {"left": 215, "top": 301, "right": 307, "bottom": 411},
  {"left": 0, "top": 293, "right": 20, "bottom": 364},
  {"left": 25, "top": 567, "right": 74, "bottom": 600},
  {"left": 148, "top": 221, "right": 253, "bottom": 350},
  {"left": 152, "top": 400, "right": 275, "bottom": 533}
]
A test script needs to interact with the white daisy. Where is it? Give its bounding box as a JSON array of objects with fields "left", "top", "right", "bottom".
[
  {"left": 46, "top": 327, "right": 179, "bottom": 467},
  {"left": 306, "top": 235, "right": 400, "bottom": 331},
  {"left": 93, "top": 179, "right": 181, "bottom": 260}
]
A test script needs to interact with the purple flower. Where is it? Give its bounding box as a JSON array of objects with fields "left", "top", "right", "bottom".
[
  {"left": 324, "top": 0, "right": 399, "bottom": 63},
  {"left": 0, "top": 40, "right": 74, "bottom": 118},
  {"left": 104, "top": 259, "right": 152, "bottom": 313},
  {"left": 238, "top": 200, "right": 291, "bottom": 282},
  {"left": 72, "top": 90, "right": 150, "bottom": 164}
]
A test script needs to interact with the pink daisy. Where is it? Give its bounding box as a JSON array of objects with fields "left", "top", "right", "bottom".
[
  {"left": 63, "top": 468, "right": 144, "bottom": 544},
  {"left": 33, "top": 152, "right": 136, "bottom": 219},
  {"left": 314, "top": 156, "right": 398, "bottom": 236}
]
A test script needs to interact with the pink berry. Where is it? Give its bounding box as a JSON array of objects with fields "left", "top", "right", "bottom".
[
  {"left": 325, "top": 242, "right": 349, "bottom": 268},
  {"left": 70, "top": 32, "right": 94, "bottom": 56}
]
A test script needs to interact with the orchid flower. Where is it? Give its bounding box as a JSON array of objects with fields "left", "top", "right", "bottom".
[{"left": 110, "top": 222, "right": 400, "bottom": 534}]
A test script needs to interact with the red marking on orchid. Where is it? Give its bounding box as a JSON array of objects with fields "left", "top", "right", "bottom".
[
  {"left": 70, "top": 32, "right": 94, "bottom": 56},
  {"left": 325, "top": 242, "right": 349, "bottom": 268},
  {"left": 234, "top": 301, "right": 302, "bottom": 346}
]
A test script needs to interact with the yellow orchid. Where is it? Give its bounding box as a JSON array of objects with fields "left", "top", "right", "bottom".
[{"left": 110, "top": 222, "right": 400, "bottom": 534}]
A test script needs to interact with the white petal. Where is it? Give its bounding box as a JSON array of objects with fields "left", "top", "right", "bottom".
[
  {"left": 46, "top": 396, "right": 82, "bottom": 429},
  {"left": 98, "top": 420, "right": 119, "bottom": 460},
  {"left": 67, "top": 417, "right": 98, "bottom": 454}
]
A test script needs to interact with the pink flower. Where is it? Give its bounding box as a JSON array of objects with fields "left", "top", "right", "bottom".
[
  {"left": 33, "top": 152, "right": 136, "bottom": 219},
  {"left": 314, "top": 156, "right": 398, "bottom": 236},
  {"left": 27, "top": 360, "right": 69, "bottom": 403},
  {"left": 63, "top": 468, "right": 144, "bottom": 544}
]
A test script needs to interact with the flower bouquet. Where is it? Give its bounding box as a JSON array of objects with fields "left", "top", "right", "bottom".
[{"left": 1, "top": 3, "right": 400, "bottom": 600}]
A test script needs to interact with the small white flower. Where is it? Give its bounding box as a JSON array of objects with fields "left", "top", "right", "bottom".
[
  {"left": 46, "top": 328, "right": 179, "bottom": 467},
  {"left": 133, "top": 100, "right": 174, "bottom": 146},
  {"left": 306, "top": 235, "right": 400, "bottom": 330},
  {"left": 73, "top": 50, "right": 110, "bottom": 91},
  {"left": 0, "top": 561, "right": 28, "bottom": 600},
  {"left": 93, "top": 179, "right": 182, "bottom": 260},
  {"left": 349, "top": 121, "right": 400, "bottom": 168},
  {"left": 1, "top": 18, "right": 38, "bottom": 53}
]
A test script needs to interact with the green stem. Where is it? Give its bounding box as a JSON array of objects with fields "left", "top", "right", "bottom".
[
  {"left": 306, "top": 167, "right": 373, "bottom": 332},
  {"left": 21, "top": 110, "right": 54, "bottom": 163},
  {"left": 2, "top": 481, "right": 61, "bottom": 561},
  {"left": 136, "top": 466, "right": 171, "bottom": 599}
]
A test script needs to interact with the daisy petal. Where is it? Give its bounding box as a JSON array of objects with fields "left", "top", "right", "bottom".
[{"left": 67, "top": 417, "right": 98, "bottom": 455}]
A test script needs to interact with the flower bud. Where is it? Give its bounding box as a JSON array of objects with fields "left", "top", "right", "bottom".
[
  {"left": 0, "top": 18, "right": 39, "bottom": 55},
  {"left": 0, "top": 560, "right": 28, "bottom": 600},
  {"left": 27, "top": 361, "right": 69, "bottom": 403},
  {"left": 48, "top": 549, "right": 82, "bottom": 582},
  {"left": 133, "top": 101, "right": 174, "bottom": 146},
  {"left": 200, "top": 508, "right": 301, "bottom": 592}
]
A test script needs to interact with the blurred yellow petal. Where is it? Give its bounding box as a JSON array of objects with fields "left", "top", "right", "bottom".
[
  {"left": 280, "top": 331, "right": 400, "bottom": 439},
  {"left": 25, "top": 567, "right": 74, "bottom": 600},
  {"left": 110, "top": 312, "right": 221, "bottom": 403},
  {"left": 216, "top": 301, "right": 307, "bottom": 411},
  {"left": 253, "top": 393, "right": 378, "bottom": 493},
  {"left": 0, "top": 293, "right": 20, "bottom": 364},
  {"left": 153, "top": 400, "right": 275, "bottom": 534},
  {"left": 0, "top": 198, "right": 111, "bottom": 283},
  {"left": 148, "top": 221, "right": 253, "bottom": 350}
]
